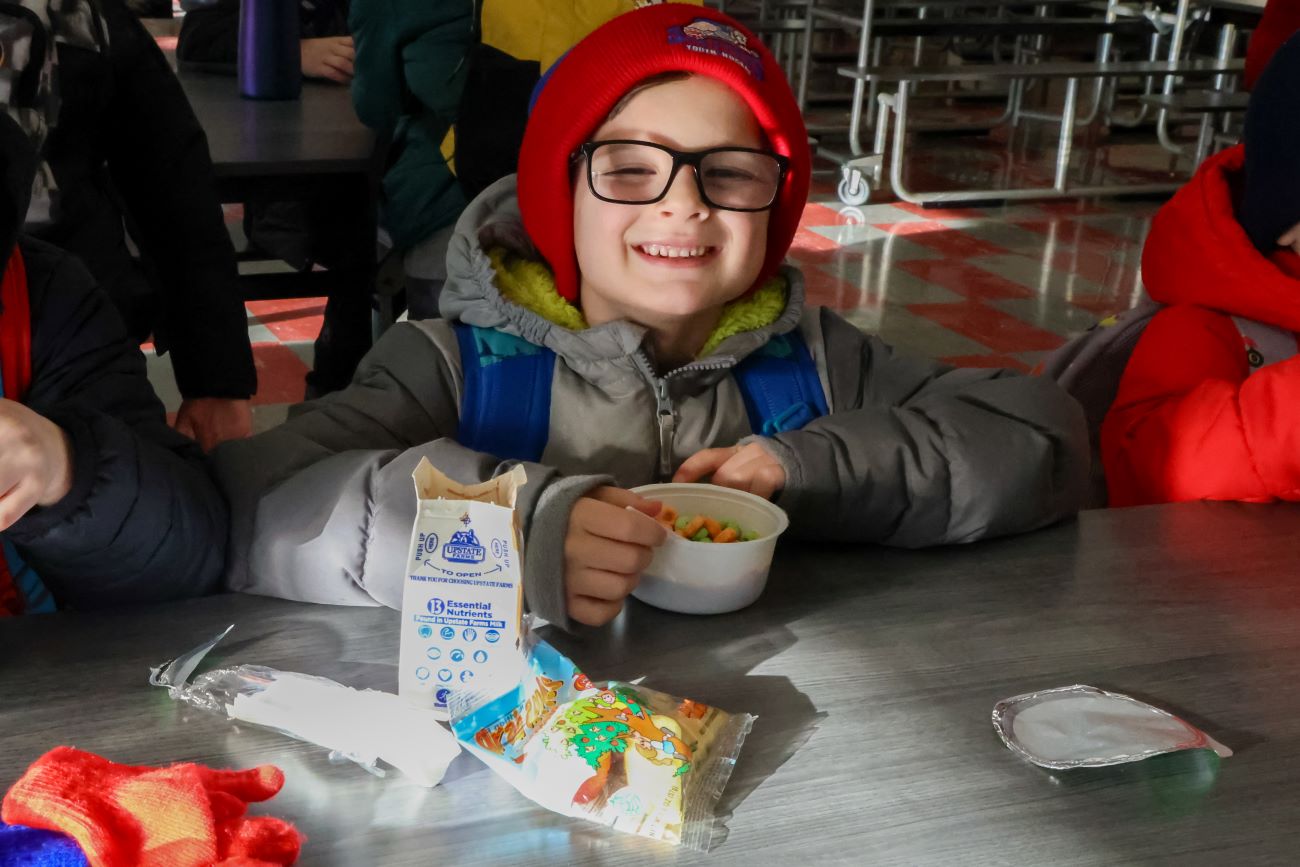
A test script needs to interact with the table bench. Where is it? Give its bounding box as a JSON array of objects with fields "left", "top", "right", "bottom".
[{"left": 827, "top": 56, "right": 1242, "bottom": 205}]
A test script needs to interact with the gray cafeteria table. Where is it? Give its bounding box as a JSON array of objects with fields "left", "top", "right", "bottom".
[{"left": 4, "top": 501, "right": 1300, "bottom": 864}]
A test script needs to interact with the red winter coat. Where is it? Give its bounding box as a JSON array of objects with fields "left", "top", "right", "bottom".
[
  {"left": 1101, "top": 146, "right": 1300, "bottom": 506},
  {"left": 1245, "top": 0, "right": 1300, "bottom": 89}
]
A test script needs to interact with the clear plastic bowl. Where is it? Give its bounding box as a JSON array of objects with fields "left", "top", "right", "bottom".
[{"left": 629, "top": 483, "right": 790, "bottom": 615}]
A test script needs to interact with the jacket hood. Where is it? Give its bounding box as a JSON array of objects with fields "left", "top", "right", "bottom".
[
  {"left": 1142, "top": 145, "right": 1300, "bottom": 328},
  {"left": 439, "top": 174, "right": 807, "bottom": 394}
]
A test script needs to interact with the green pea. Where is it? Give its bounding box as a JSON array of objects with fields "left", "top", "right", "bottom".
[
  {"left": 722, "top": 520, "right": 740, "bottom": 532},
  {"left": 675, "top": 515, "right": 691, "bottom": 530},
  {"left": 691, "top": 528, "right": 712, "bottom": 542},
  {"left": 741, "top": 530, "right": 759, "bottom": 541}
]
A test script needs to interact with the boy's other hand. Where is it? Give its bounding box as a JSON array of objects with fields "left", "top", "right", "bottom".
[
  {"left": 674, "top": 442, "right": 786, "bottom": 500},
  {"left": 564, "top": 487, "right": 666, "bottom": 626},
  {"left": 1280, "top": 223, "right": 1300, "bottom": 256},
  {"left": 301, "top": 36, "right": 355, "bottom": 84},
  {"left": 175, "top": 397, "right": 253, "bottom": 452},
  {"left": 0, "top": 399, "right": 74, "bottom": 531}
]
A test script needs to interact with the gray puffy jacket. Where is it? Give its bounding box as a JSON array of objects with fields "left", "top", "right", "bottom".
[{"left": 213, "top": 176, "right": 1089, "bottom": 629}]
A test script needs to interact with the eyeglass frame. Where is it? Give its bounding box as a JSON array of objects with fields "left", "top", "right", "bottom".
[{"left": 571, "top": 139, "right": 790, "bottom": 213}]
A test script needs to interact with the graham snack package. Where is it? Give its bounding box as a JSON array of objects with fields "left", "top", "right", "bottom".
[
  {"left": 399, "top": 459, "right": 528, "bottom": 718},
  {"left": 450, "top": 640, "right": 754, "bottom": 850}
]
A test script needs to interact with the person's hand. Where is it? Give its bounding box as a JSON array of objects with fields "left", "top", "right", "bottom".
[
  {"left": 174, "top": 398, "right": 253, "bottom": 452},
  {"left": 673, "top": 442, "right": 786, "bottom": 500},
  {"left": 0, "top": 399, "right": 74, "bottom": 531},
  {"left": 300, "top": 36, "right": 355, "bottom": 84},
  {"left": 1280, "top": 222, "right": 1300, "bottom": 256},
  {"left": 564, "top": 487, "right": 666, "bottom": 626}
]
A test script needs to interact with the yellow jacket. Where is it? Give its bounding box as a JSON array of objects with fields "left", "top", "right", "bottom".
[{"left": 483, "top": 0, "right": 703, "bottom": 70}]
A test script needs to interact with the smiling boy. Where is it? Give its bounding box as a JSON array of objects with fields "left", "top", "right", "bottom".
[{"left": 214, "top": 4, "right": 1088, "bottom": 628}]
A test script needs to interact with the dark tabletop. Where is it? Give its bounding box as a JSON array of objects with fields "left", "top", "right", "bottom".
[
  {"left": 176, "top": 67, "right": 377, "bottom": 178},
  {"left": 4, "top": 501, "right": 1300, "bottom": 864}
]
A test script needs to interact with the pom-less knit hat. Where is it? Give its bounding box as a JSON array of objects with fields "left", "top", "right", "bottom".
[
  {"left": 517, "top": 3, "right": 811, "bottom": 303},
  {"left": 1241, "top": 33, "right": 1300, "bottom": 254}
]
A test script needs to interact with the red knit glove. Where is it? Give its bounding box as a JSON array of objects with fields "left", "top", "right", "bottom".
[{"left": 1, "top": 747, "right": 301, "bottom": 867}]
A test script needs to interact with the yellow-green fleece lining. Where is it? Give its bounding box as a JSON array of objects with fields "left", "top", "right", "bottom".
[{"left": 488, "top": 247, "right": 787, "bottom": 357}]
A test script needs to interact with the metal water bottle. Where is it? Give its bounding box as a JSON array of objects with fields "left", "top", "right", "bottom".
[{"left": 238, "top": 0, "right": 302, "bottom": 100}]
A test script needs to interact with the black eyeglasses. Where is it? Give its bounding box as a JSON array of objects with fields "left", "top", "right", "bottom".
[{"left": 573, "top": 140, "right": 788, "bottom": 212}]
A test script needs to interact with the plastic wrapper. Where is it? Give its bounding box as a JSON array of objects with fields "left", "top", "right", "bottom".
[
  {"left": 151, "top": 626, "right": 461, "bottom": 787},
  {"left": 449, "top": 639, "right": 753, "bottom": 850},
  {"left": 993, "top": 684, "right": 1233, "bottom": 770}
]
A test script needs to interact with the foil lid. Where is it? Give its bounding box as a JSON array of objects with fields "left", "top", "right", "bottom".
[{"left": 993, "top": 684, "right": 1233, "bottom": 770}]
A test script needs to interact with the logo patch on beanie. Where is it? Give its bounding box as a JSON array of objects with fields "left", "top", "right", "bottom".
[{"left": 668, "top": 18, "right": 764, "bottom": 80}]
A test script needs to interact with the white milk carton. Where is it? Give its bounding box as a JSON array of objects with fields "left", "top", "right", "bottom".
[{"left": 400, "top": 458, "right": 528, "bottom": 718}]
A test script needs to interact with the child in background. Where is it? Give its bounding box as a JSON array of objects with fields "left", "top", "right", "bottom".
[
  {"left": 348, "top": 0, "right": 690, "bottom": 320},
  {"left": 214, "top": 5, "right": 1088, "bottom": 628},
  {"left": 1102, "top": 35, "right": 1300, "bottom": 506}
]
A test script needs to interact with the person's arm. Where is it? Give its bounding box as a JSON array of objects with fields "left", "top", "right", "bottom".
[
  {"left": 745, "top": 309, "right": 1089, "bottom": 546},
  {"left": 211, "top": 321, "right": 613, "bottom": 630},
  {"left": 179, "top": 0, "right": 356, "bottom": 82},
  {"left": 1100, "top": 305, "right": 1300, "bottom": 506},
  {"left": 99, "top": 0, "right": 256, "bottom": 410},
  {"left": 2, "top": 239, "right": 228, "bottom": 608}
]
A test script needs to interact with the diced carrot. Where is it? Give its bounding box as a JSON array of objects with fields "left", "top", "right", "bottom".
[
  {"left": 660, "top": 505, "right": 679, "bottom": 524},
  {"left": 702, "top": 517, "right": 723, "bottom": 538},
  {"left": 681, "top": 516, "right": 706, "bottom": 538},
  {"left": 713, "top": 527, "right": 739, "bottom": 543}
]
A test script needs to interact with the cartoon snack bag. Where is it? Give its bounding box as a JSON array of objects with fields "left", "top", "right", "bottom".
[{"left": 450, "top": 640, "right": 754, "bottom": 848}]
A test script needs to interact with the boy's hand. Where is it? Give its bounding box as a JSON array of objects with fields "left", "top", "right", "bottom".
[
  {"left": 1280, "top": 223, "right": 1300, "bottom": 256},
  {"left": 174, "top": 397, "right": 253, "bottom": 452},
  {"left": 301, "top": 36, "right": 355, "bottom": 84},
  {"left": 674, "top": 442, "right": 786, "bottom": 500},
  {"left": 0, "top": 399, "right": 74, "bottom": 531},
  {"left": 564, "top": 487, "right": 666, "bottom": 626}
]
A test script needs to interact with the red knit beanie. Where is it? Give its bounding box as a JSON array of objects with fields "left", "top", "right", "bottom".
[{"left": 517, "top": 3, "right": 811, "bottom": 303}]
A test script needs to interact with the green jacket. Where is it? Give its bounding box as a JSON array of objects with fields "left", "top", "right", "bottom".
[{"left": 349, "top": 0, "right": 474, "bottom": 249}]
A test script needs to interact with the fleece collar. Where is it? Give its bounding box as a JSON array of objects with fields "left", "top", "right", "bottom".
[{"left": 486, "top": 246, "right": 790, "bottom": 357}]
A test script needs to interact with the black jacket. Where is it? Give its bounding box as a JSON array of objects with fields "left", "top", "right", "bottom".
[
  {"left": 1, "top": 113, "right": 228, "bottom": 609},
  {"left": 31, "top": 0, "right": 256, "bottom": 400}
]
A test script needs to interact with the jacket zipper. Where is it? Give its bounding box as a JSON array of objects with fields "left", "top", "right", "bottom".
[
  {"left": 636, "top": 351, "right": 733, "bottom": 481},
  {"left": 654, "top": 378, "right": 676, "bottom": 480}
]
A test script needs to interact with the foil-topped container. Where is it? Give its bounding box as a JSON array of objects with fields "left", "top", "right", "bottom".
[{"left": 993, "top": 684, "right": 1233, "bottom": 770}]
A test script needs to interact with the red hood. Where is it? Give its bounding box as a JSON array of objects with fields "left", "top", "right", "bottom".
[{"left": 1142, "top": 145, "right": 1300, "bottom": 329}]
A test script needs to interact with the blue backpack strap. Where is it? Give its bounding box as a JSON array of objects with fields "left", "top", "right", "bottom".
[
  {"left": 454, "top": 323, "right": 555, "bottom": 463},
  {"left": 733, "top": 331, "right": 829, "bottom": 436}
]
